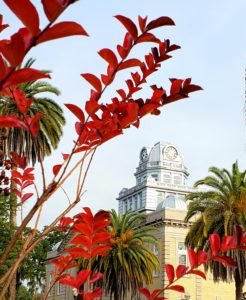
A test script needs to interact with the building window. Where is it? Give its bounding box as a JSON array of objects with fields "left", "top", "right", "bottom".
[
  {"left": 174, "top": 175, "right": 181, "bottom": 185},
  {"left": 138, "top": 192, "right": 143, "bottom": 208},
  {"left": 124, "top": 200, "right": 128, "bottom": 213},
  {"left": 178, "top": 242, "right": 187, "bottom": 266},
  {"left": 129, "top": 197, "right": 133, "bottom": 211},
  {"left": 151, "top": 174, "right": 158, "bottom": 181},
  {"left": 48, "top": 273, "right": 52, "bottom": 296},
  {"left": 153, "top": 244, "right": 159, "bottom": 256},
  {"left": 163, "top": 173, "right": 171, "bottom": 184},
  {"left": 134, "top": 195, "right": 138, "bottom": 210},
  {"left": 57, "top": 280, "right": 62, "bottom": 295},
  {"left": 152, "top": 244, "right": 159, "bottom": 277}
]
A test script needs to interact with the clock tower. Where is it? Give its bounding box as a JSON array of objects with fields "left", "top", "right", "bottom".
[{"left": 117, "top": 141, "right": 193, "bottom": 214}]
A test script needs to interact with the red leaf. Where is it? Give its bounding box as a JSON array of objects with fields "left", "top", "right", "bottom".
[
  {"left": 11, "top": 178, "right": 21, "bottom": 186},
  {"left": 37, "top": 22, "right": 88, "bottom": 44},
  {"left": 166, "top": 285, "right": 185, "bottom": 293},
  {"left": 0, "top": 32, "right": 25, "bottom": 67},
  {"left": 62, "top": 153, "right": 69, "bottom": 160},
  {"left": 165, "top": 264, "right": 174, "bottom": 283},
  {"left": 76, "top": 269, "right": 91, "bottom": 288},
  {"left": 170, "top": 79, "right": 183, "bottom": 95},
  {"left": 0, "top": 55, "right": 7, "bottom": 81},
  {"left": 89, "top": 272, "right": 103, "bottom": 284},
  {"left": 0, "top": 115, "right": 28, "bottom": 130},
  {"left": 28, "top": 113, "right": 43, "bottom": 137},
  {"left": 59, "top": 216, "right": 73, "bottom": 227},
  {"left": 59, "top": 274, "right": 77, "bottom": 288},
  {"left": 21, "top": 193, "right": 33, "bottom": 203},
  {"left": 22, "top": 180, "right": 33, "bottom": 189},
  {"left": 176, "top": 265, "right": 188, "bottom": 278},
  {"left": 41, "top": 0, "right": 65, "bottom": 22},
  {"left": 136, "top": 33, "right": 160, "bottom": 44},
  {"left": 91, "top": 245, "right": 111, "bottom": 257},
  {"left": 4, "top": 0, "right": 40, "bottom": 36},
  {"left": 3, "top": 68, "right": 50, "bottom": 88},
  {"left": 209, "top": 234, "right": 220, "bottom": 257},
  {"left": 138, "top": 288, "right": 151, "bottom": 300},
  {"left": 115, "top": 15, "right": 138, "bottom": 40},
  {"left": 23, "top": 167, "right": 34, "bottom": 174},
  {"left": 120, "top": 102, "right": 139, "bottom": 128},
  {"left": 65, "top": 247, "right": 90, "bottom": 259},
  {"left": 198, "top": 250, "right": 208, "bottom": 265},
  {"left": 81, "top": 73, "right": 102, "bottom": 93},
  {"left": 0, "top": 15, "right": 9, "bottom": 34},
  {"left": 221, "top": 236, "right": 236, "bottom": 252},
  {"left": 98, "top": 48, "right": 118, "bottom": 69},
  {"left": 146, "top": 16, "right": 175, "bottom": 31},
  {"left": 65, "top": 104, "right": 85, "bottom": 123},
  {"left": 53, "top": 164, "right": 62, "bottom": 176},
  {"left": 213, "top": 256, "right": 237, "bottom": 267},
  {"left": 188, "top": 269, "right": 206, "bottom": 280},
  {"left": 118, "top": 59, "right": 143, "bottom": 71},
  {"left": 70, "top": 235, "right": 91, "bottom": 249},
  {"left": 85, "top": 99, "right": 100, "bottom": 116},
  {"left": 92, "top": 232, "right": 111, "bottom": 245},
  {"left": 12, "top": 90, "right": 32, "bottom": 114},
  {"left": 188, "top": 248, "right": 197, "bottom": 268},
  {"left": 12, "top": 169, "right": 23, "bottom": 179},
  {"left": 139, "top": 103, "right": 159, "bottom": 117},
  {"left": 138, "top": 16, "right": 147, "bottom": 33},
  {"left": 11, "top": 152, "right": 27, "bottom": 169},
  {"left": 83, "top": 287, "right": 102, "bottom": 300},
  {"left": 73, "top": 223, "right": 92, "bottom": 237}
]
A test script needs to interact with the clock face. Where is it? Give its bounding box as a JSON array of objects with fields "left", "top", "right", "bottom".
[
  {"left": 140, "top": 149, "right": 148, "bottom": 162},
  {"left": 165, "top": 146, "right": 178, "bottom": 160}
]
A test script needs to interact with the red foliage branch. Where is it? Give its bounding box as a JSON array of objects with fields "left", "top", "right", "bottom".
[
  {"left": 0, "top": 0, "right": 203, "bottom": 294},
  {"left": 45, "top": 208, "right": 111, "bottom": 300},
  {"left": 139, "top": 225, "right": 246, "bottom": 300}
]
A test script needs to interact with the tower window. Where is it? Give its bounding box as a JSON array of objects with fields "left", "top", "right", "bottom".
[
  {"left": 174, "top": 175, "right": 181, "bottom": 185},
  {"left": 178, "top": 242, "right": 187, "bottom": 266},
  {"left": 124, "top": 200, "right": 128, "bottom": 213},
  {"left": 163, "top": 173, "right": 171, "bottom": 184},
  {"left": 151, "top": 174, "right": 158, "bottom": 181},
  {"left": 138, "top": 192, "right": 143, "bottom": 208},
  {"left": 129, "top": 198, "right": 133, "bottom": 210},
  {"left": 134, "top": 195, "right": 138, "bottom": 210}
]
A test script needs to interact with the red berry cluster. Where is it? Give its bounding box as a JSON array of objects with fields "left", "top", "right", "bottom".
[{"left": 0, "top": 129, "right": 11, "bottom": 196}]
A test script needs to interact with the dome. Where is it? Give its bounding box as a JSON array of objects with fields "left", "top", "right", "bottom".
[{"left": 156, "top": 194, "right": 187, "bottom": 211}]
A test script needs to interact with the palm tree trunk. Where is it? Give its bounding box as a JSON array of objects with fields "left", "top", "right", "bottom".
[
  {"left": 234, "top": 268, "right": 244, "bottom": 300},
  {"left": 8, "top": 180, "right": 17, "bottom": 300}
]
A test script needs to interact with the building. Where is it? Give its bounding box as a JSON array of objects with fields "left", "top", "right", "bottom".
[
  {"left": 45, "top": 141, "right": 234, "bottom": 300},
  {"left": 116, "top": 141, "right": 234, "bottom": 300}
]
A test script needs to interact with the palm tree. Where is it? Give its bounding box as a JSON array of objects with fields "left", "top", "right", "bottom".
[
  {"left": 0, "top": 58, "right": 65, "bottom": 165},
  {"left": 0, "top": 58, "right": 65, "bottom": 299},
  {"left": 184, "top": 162, "right": 246, "bottom": 300},
  {"left": 90, "top": 209, "right": 160, "bottom": 300}
]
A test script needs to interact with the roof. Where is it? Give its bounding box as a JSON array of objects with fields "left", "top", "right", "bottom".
[{"left": 156, "top": 194, "right": 187, "bottom": 211}]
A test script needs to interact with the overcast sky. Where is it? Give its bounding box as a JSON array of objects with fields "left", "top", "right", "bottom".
[{"left": 2, "top": 0, "right": 246, "bottom": 228}]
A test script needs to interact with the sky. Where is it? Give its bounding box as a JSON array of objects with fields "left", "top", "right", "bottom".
[{"left": 1, "top": 0, "right": 246, "bottom": 228}]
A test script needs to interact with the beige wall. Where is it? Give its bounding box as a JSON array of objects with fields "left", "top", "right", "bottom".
[{"left": 144, "top": 208, "right": 235, "bottom": 300}]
